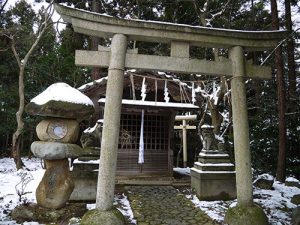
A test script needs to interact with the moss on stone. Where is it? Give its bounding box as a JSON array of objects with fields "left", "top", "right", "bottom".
[
  {"left": 225, "top": 204, "right": 268, "bottom": 225},
  {"left": 81, "top": 208, "right": 125, "bottom": 225},
  {"left": 25, "top": 100, "right": 94, "bottom": 120},
  {"left": 291, "top": 194, "right": 300, "bottom": 205},
  {"left": 10, "top": 203, "right": 87, "bottom": 224}
]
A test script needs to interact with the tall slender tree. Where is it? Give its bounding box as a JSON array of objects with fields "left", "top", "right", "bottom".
[
  {"left": 1, "top": 0, "right": 54, "bottom": 169},
  {"left": 91, "top": 0, "right": 101, "bottom": 80},
  {"left": 285, "top": 0, "right": 296, "bottom": 103},
  {"left": 270, "top": 0, "right": 287, "bottom": 182}
]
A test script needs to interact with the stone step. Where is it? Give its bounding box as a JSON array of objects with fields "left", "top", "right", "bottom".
[
  {"left": 193, "top": 161, "right": 235, "bottom": 171},
  {"left": 77, "top": 156, "right": 99, "bottom": 161},
  {"left": 72, "top": 161, "right": 99, "bottom": 172},
  {"left": 198, "top": 157, "right": 232, "bottom": 164},
  {"left": 199, "top": 150, "right": 230, "bottom": 158},
  {"left": 81, "top": 147, "right": 100, "bottom": 156}
]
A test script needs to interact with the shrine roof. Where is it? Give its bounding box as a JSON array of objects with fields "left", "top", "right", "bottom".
[
  {"left": 55, "top": 4, "right": 286, "bottom": 51},
  {"left": 78, "top": 71, "right": 188, "bottom": 93},
  {"left": 78, "top": 71, "right": 199, "bottom": 104},
  {"left": 98, "top": 99, "right": 199, "bottom": 110}
]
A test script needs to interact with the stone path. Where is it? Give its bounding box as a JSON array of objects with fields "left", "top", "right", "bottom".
[{"left": 125, "top": 186, "right": 219, "bottom": 225}]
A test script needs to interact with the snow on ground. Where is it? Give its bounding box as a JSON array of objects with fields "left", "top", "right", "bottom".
[
  {"left": 0, "top": 157, "right": 44, "bottom": 224},
  {"left": 0, "top": 158, "right": 136, "bottom": 225},
  {"left": 186, "top": 179, "right": 300, "bottom": 225},
  {"left": 0, "top": 158, "right": 299, "bottom": 225}
]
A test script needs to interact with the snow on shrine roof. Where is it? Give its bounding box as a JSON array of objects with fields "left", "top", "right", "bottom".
[
  {"left": 78, "top": 71, "right": 190, "bottom": 93},
  {"left": 98, "top": 98, "right": 199, "bottom": 109},
  {"left": 31, "top": 82, "right": 94, "bottom": 106},
  {"left": 78, "top": 76, "right": 108, "bottom": 92}
]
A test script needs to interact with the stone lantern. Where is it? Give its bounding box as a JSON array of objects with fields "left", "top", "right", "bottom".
[{"left": 25, "top": 83, "right": 94, "bottom": 209}]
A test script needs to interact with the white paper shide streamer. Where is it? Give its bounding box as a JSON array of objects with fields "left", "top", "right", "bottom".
[
  {"left": 138, "top": 78, "right": 146, "bottom": 164},
  {"left": 138, "top": 109, "right": 145, "bottom": 164},
  {"left": 192, "top": 82, "right": 196, "bottom": 104},
  {"left": 164, "top": 80, "right": 170, "bottom": 103},
  {"left": 141, "top": 77, "right": 147, "bottom": 101}
]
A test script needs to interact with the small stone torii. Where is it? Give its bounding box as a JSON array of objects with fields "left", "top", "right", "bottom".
[
  {"left": 55, "top": 4, "right": 286, "bottom": 225},
  {"left": 174, "top": 115, "right": 197, "bottom": 168}
]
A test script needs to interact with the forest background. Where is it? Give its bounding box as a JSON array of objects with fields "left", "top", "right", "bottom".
[{"left": 0, "top": 0, "right": 299, "bottom": 181}]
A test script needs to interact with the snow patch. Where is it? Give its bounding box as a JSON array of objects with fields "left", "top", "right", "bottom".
[
  {"left": 254, "top": 173, "right": 274, "bottom": 182},
  {"left": 286, "top": 177, "right": 299, "bottom": 183},
  {"left": 201, "top": 124, "right": 214, "bottom": 129},
  {"left": 78, "top": 77, "right": 108, "bottom": 91},
  {"left": 173, "top": 167, "right": 191, "bottom": 175},
  {"left": 31, "top": 83, "right": 94, "bottom": 106},
  {"left": 191, "top": 168, "right": 235, "bottom": 174},
  {"left": 83, "top": 123, "right": 98, "bottom": 134},
  {"left": 72, "top": 159, "right": 100, "bottom": 164},
  {"left": 194, "top": 162, "right": 234, "bottom": 167}
]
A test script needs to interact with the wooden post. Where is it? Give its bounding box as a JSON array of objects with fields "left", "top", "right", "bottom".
[
  {"left": 182, "top": 120, "right": 187, "bottom": 168},
  {"left": 96, "top": 34, "right": 127, "bottom": 210},
  {"left": 174, "top": 115, "right": 197, "bottom": 168},
  {"left": 229, "top": 46, "right": 253, "bottom": 206}
]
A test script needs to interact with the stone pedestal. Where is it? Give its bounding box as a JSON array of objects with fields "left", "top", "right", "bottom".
[
  {"left": 70, "top": 156, "right": 99, "bottom": 201},
  {"left": 36, "top": 159, "right": 74, "bottom": 209},
  {"left": 191, "top": 149, "right": 236, "bottom": 200}
]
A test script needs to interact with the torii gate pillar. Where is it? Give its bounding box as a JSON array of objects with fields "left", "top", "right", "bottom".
[
  {"left": 225, "top": 46, "right": 268, "bottom": 224},
  {"left": 81, "top": 34, "right": 127, "bottom": 225},
  {"left": 229, "top": 46, "right": 253, "bottom": 206}
]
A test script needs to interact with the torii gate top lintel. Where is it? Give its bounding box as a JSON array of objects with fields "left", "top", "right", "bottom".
[{"left": 55, "top": 4, "right": 286, "bottom": 51}]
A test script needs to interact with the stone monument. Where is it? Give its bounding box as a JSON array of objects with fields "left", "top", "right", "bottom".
[
  {"left": 191, "top": 125, "right": 236, "bottom": 200},
  {"left": 26, "top": 82, "right": 94, "bottom": 209},
  {"left": 70, "top": 120, "right": 103, "bottom": 201}
]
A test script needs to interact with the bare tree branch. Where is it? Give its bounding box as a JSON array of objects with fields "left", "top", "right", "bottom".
[
  {"left": 0, "top": 0, "right": 9, "bottom": 14},
  {"left": 10, "top": 36, "right": 22, "bottom": 69},
  {"left": 23, "top": 1, "right": 54, "bottom": 67},
  {"left": 261, "top": 28, "right": 299, "bottom": 66},
  {"left": 10, "top": 1, "right": 55, "bottom": 170}
]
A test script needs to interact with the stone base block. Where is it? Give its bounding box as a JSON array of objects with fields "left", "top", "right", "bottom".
[
  {"left": 191, "top": 168, "right": 236, "bottom": 200},
  {"left": 81, "top": 208, "right": 125, "bottom": 225},
  {"left": 225, "top": 204, "right": 268, "bottom": 225},
  {"left": 69, "top": 170, "right": 98, "bottom": 201}
]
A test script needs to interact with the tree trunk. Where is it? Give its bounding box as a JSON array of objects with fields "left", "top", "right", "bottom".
[
  {"left": 28, "top": 131, "right": 34, "bottom": 159},
  {"left": 271, "top": 0, "right": 287, "bottom": 182},
  {"left": 12, "top": 65, "right": 25, "bottom": 170},
  {"left": 5, "top": 132, "right": 9, "bottom": 150},
  {"left": 91, "top": 0, "right": 101, "bottom": 80},
  {"left": 10, "top": 1, "right": 53, "bottom": 170},
  {"left": 285, "top": 0, "right": 296, "bottom": 103}
]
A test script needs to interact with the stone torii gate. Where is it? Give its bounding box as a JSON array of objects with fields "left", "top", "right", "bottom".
[
  {"left": 174, "top": 115, "right": 197, "bottom": 168},
  {"left": 55, "top": 4, "right": 285, "bottom": 225}
]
